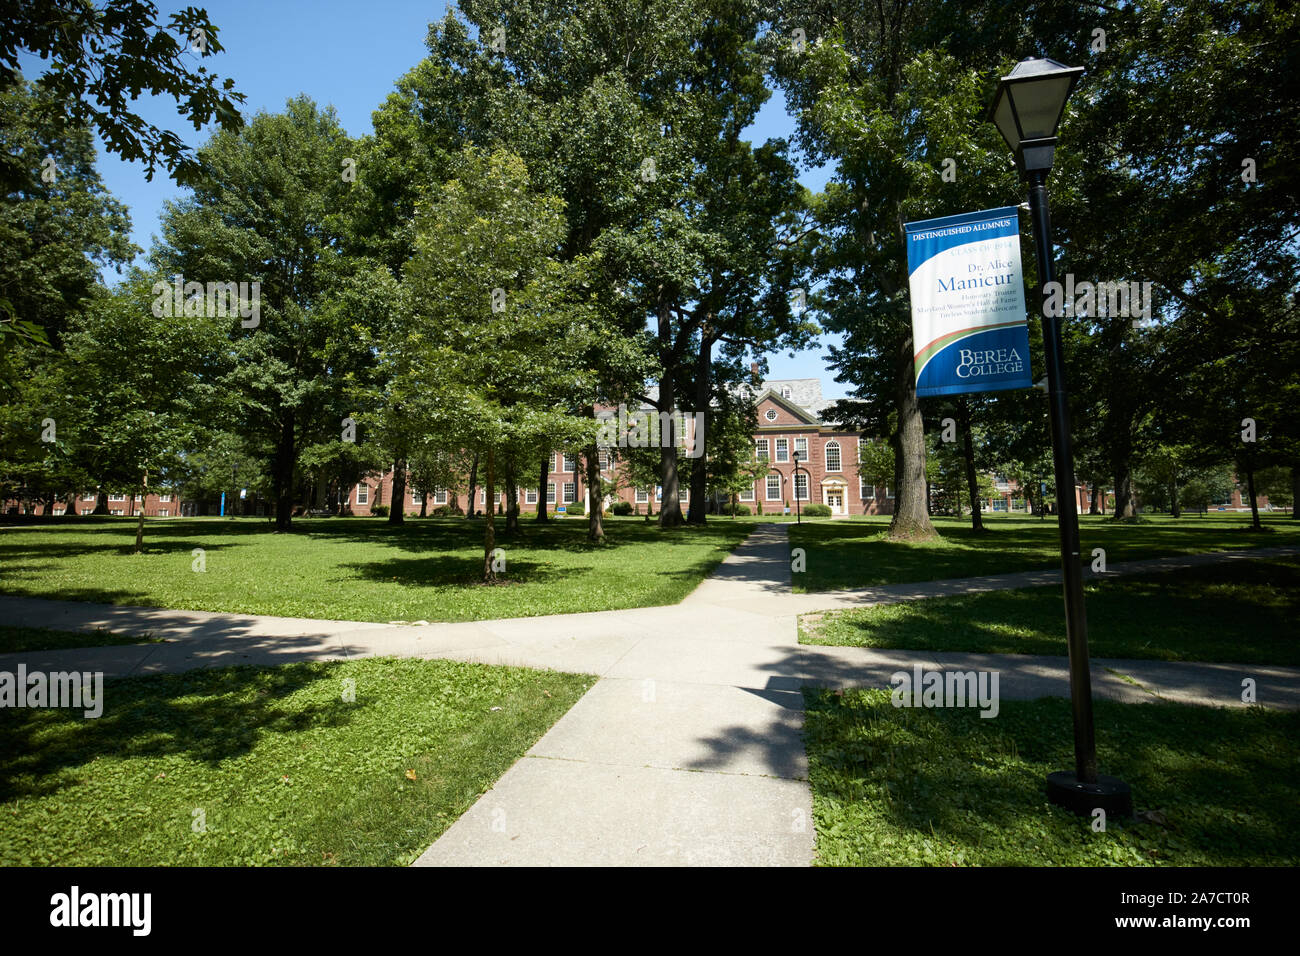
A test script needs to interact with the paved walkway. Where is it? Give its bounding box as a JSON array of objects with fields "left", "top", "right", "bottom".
[{"left": 2, "top": 531, "right": 1296, "bottom": 865}]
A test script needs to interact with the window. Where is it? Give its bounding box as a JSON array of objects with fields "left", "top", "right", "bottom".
[
  {"left": 825, "top": 441, "right": 841, "bottom": 472},
  {"left": 159, "top": 494, "right": 173, "bottom": 503},
  {"left": 108, "top": 494, "right": 126, "bottom": 502},
  {"left": 755, "top": 439, "right": 769, "bottom": 461},
  {"left": 549, "top": 452, "right": 558, "bottom": 473},
  {"left": 53, "top": 507, "right": 66, "bottom": 516},
  {"left": 739, "top": 485, "right": 754, "bottom": 502},
  {"left": 411, "top": 489, "right": 424, "bottom": 504},
  {"left": 546, "top": 483, "right": 556, "bottom": 504},
  {"left": 678, "top": 487, "right": 688, "bottom": 502},
  {"left": 479, "top": 489, "right": 486, "bottom": 504},
  {"left": 525, "top": 488, "right": 538, "bottom": 504},
  {"left": 781, "top": 386, "right": 792, "bottom": 399},
  {"left": 776, "top": 438, "right": 789, "bottom": 462},
  {"left": 434, "top": 489, "right": 448, "bottom": 505},
  {"left": 794, "top": 473, "right": 809, "bottom": 500},
  {"left": 110, "top": 509, "right": 124, "bottom": 516},
  {"left": 794, "top": 437, "right": 808, "bottom": 461},
  {"left": 598, "top": 449, "right": 611, "bottom": 470},
  {"left": 656, "top": 486, "right": 662, "bottom": 500},
  {"left": 886, "top": 485, "right": 894, "bottom": 499},
  {"left": 563, "top": 482, "right": 576, "bottom": 503},
  {"left": 860, "top": 479, "right": 875, "bottom": 500},
  {"left": 83, "top": 493, "right": 96, "bottom": 501},
  {"left": 157, "top": 509, "right": 169, "bottom": 517},
  {"left": 563, "top": 454, "right": 577, "bottom": 473},
  {"left": 766, "top": 474, "right": 781, "bottom": 500},
  {"left": 764, "top": 408, "right": 778, "bottom": 422},
  {"left": 635, "top": 488, "right": 649, "bottom": 503},
  {"left": 356, "top": 485, "right": 368, "bottom": 505}
]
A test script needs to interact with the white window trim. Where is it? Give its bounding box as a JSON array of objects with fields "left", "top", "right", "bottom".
[
  {"left": 764, "top": 408, "right": 778, "bottom": 422},
  {"left": 755, "top": 438, "right": 769, "bottom": 461},
  {"left": 861, "top": 480, "right": 875, "bottom": 500},
  {"left": 794, "top": 473, "right": 809, "bottom": 501},
  {"left": 546, "top": 483, "right": 556, "bottom": 504},
  {"left": 563, "top": 482, "right": 577, "bottom": 503},
  {"left": 525, "top": 488, "right": 538, "bottom": 504},
  {"left": 562, "top": 454, "right": 577, "bottom": 473},
  {"left": 765, "top": 474, "right": 782, "bottom": 501},
  {"left": 108, "top": 494, "right": 127, "bottom": 502},
  {"left": 356, "top": 485, "right": 369, "bottom": 505},
  {"left": 159, "top": 494, "right": 173, "bottom": 502},
  {"left": 825, "top": 440, "right": 841, "bottom": 472},
  {"left": 739, "top": 485, "right": 755, "bottom": 502},
  {"left": 794, "top": 437, "right": 808, "bottom": 462},
  {"left": 635, "top": 488, "right": 649, "bottom": 503},
  {"left": 886, "top": 485, "right": 894, "bottom": 499},
  {"left": 775, "top": 438, "right": 789, "bottom": 463}
]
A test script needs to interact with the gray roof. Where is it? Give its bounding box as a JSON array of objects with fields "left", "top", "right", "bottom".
[{"left": 639, "top": 378, "right": 835, "bottom": 421}]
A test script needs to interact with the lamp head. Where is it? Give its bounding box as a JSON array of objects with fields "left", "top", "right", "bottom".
[{"left": 989, "top": 57, "right": 1084, "bottom": 174}]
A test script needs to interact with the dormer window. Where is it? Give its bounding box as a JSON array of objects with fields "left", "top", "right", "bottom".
[{"left": 781, "top": 386, "right": 792, "bottom": 399}]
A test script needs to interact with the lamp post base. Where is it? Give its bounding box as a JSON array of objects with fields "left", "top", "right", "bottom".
[{"left": 1046, "top": 771, "right": 1133, "bottom": 818}]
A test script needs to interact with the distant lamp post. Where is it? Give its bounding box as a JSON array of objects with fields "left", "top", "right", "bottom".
[
  {"left": 792, "top": 452, "right": 804, "bottom": 525},
  {"left": 989, "top": 57, "right": 1131, "bottom": 818}
]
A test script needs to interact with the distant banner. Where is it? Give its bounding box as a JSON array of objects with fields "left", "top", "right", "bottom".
[{"left": 904, "top": 206, "right": 1032, "bottom": 397}]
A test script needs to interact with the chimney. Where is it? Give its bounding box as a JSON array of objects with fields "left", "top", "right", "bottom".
[{"left": 750, "top": 361, "right": 760, "bottom": 385}]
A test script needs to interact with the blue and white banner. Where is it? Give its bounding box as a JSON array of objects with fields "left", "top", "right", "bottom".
[{"left": 904, "top": 206, "right": 1032, "bottom": 397}]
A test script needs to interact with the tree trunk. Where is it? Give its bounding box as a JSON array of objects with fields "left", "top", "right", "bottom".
[
  {"left": 93, "top": 489, "right": 108, "bottom": 515},
  {"left": 134, "top": 471, "right": 147, "bottom": 553},
  {"left": 505, "top": 457, "right": 520, "bottom": 533},
  {"left": 1113, "top": 463, "right": 1137, "bottom": 520},
  {"left": 419, "top": 488, "right": 427, "bottom": 518},
  {"left": 586, "top": 443, "right": 604, "bottom": 542},
  {"left": 1244, "top": 461, "right": 1262, "bottom": 531},
  {"left": 1292, "top": 467, "right": 1299, "bottom": 520},
  {"left": 959, "top": 405, "right": 984, "bottom": 533},
  {"left": 888, "top": 338, "right": 936, "bottom": 540},
  {"left": 65, "top": 493, "right": 77, "bottom": 516},
  {"left": 658, "top": 372, "right": 684, "bottom": 528},
  {"left": 482, "top": 448, "right": 497, "bottom": 582},
  {"left": 1170, "top": 474, "right": 1181, "bottom": 518},
  {"left": 274, "top": 415, "right": 295, "bottom": 531},
  {"left": 467, "top": 452, "right": 479, "bottom": 518},
  {"left": 687, "top": 337, "right": 711, "bottom": 525},
  {"left": 536, "top": 454, "right": 550, "bottom": 521},
  {"left": 389, "top": 459, "right": 406, "bottom": 524},
  {"left": 1089, "top": 485, "right": 1100, "bottom": 515}
]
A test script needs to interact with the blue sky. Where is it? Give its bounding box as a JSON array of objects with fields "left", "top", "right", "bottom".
[{"left": 27, "top": 0, "right": 847, "bottom": 397}]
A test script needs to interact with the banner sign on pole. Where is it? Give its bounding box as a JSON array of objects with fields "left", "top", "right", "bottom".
[{"left": 904, "top": 205, "right": 1032, "bottom": 397}]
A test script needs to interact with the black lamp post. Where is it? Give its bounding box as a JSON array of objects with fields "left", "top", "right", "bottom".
[
  {"left": 989, "top": 57, "right": 1131, "bottom": 818},
  {"left": 792, "top": 451, "right": 803, "bottom": 525}
]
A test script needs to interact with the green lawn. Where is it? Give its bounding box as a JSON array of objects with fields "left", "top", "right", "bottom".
[
  {"left": 0, "top": 625, "right": 161, "bottom": 654},
  {"left": 801, "top": 557, "right": 1300, "bottom": 664},
  {"left": 0, "top": 656, "right": 590, "bottom": 866},
  {"left": 804, "top": 688, "right": 1300, "bottom": 866},
  {"left": 790, "top": 513, "right": 1300, "bottom": 592},
  {"left": 0, "top": 515, "right": 753, "bottom": 622}
]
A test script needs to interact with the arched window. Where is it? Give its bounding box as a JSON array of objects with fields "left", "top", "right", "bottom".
[{"left": 825, "top": 440, "right": 841, "bottom": 472}]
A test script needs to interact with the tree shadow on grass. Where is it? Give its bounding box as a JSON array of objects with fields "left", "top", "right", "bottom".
[
  {"left": 801, "top": 690, "right": 1300, "bottom": 865},
  {"left": 337, "top": 556, "right": 570, "bottom": 588},
  {"left": 0, "top": 661, "right": 357, "bottom": 804}
]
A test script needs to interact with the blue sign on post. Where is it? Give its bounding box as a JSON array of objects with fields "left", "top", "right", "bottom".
[{"left": 904, "top": 206, "right": 1032, "bottom": 397}]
